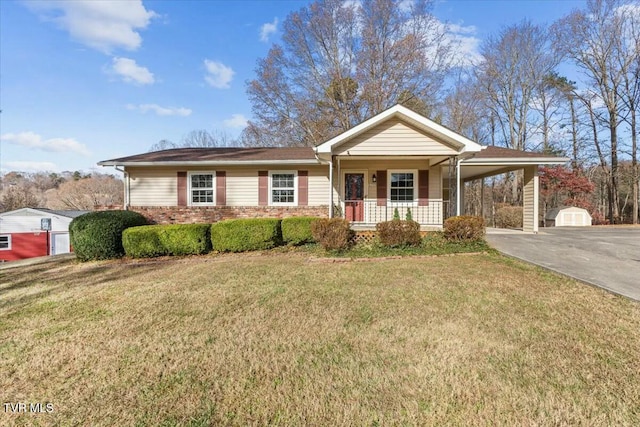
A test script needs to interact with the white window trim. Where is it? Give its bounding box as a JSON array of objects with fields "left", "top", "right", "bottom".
[
  {"left": 388, "top": 169, "right": 418, "bottom": 205},
  {"left": 0, "top": 235, "right": 11, "bottom": 251},
  {"left": 188, "top": 171, "right": 216, "bottom": 206},
  {"left": 269, "top": 170, "right": 298, "bottom": 206}
]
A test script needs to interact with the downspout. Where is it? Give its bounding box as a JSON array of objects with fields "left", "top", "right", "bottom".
[{"left": 115, "top": 166, "right": 129, "bottom": 210}]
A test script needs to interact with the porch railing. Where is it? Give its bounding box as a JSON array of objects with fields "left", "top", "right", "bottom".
[{"left": 346, "top": 200, "right": 444, "bottom": 226}]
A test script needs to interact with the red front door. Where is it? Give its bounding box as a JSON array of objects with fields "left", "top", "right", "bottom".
[{"left": 344, "top": 173, "right": 364, "bottom": 222}]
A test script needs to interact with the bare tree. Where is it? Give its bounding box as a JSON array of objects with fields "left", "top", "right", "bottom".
[
  {"left": 477, "top": 20, "right": 560, "bottom": 202},
  {"left": 149, "top": 130, "right": 236, "bottom": 152},
  {"left": 553, "top": 0, "right": 636, "bottom": 222},
  {"left": 244, "top": 0, "right": 455, "bottom": 147},
  {"left": 615, "top": 3, "right": 640, "bottom": 223},
  {"left": 46, "top": 174, "right": 123, "bottom": 210},
  {"left": 1, "top": 183, "right": 41, "bottom": 211}
]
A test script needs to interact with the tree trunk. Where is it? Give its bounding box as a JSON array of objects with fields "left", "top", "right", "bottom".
[{"left": 609, "top": 110, "right": 619, "bottom": 223}]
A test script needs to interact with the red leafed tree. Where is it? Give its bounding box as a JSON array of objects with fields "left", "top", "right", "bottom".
[{"left": 540, "top": 166, "right": 596, "bottom": 215}]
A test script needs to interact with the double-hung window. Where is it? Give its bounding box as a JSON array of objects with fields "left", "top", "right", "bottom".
[
  {"left": 0, "top": 235, "right": 10, "bottom": 250},
  {"left": 189, "top": 172, "right": 215, "bottom": 205},
  {"left": 270, "top": 171, "right": 297, "bottom": 205},
  {"left": 389, "top": 171, "right": 416, "bottom": 203}
]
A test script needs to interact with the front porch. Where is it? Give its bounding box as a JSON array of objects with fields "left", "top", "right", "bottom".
[
  {"left": 343, "top": 200, "right": 449, "bottom": 228},
  {"left": 314, "top": 105, "right": 568, "bottom": 231}
]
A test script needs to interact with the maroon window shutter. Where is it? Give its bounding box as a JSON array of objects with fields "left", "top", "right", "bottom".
[
  {"left": 418, "top": 170, "right": 429, "bottom": 206},
  {"left": 177, "top": 171, "right": 187, "bottom": 206},
  {"left": 376, "top": 170, "right": 387, "bottom": 206},
  {"left": 298, "top": 170, "right": 308, "bottom": 206},
  {"left": 258, "top": 171, "right": 268, "bottom": 206},
  {"left": 216, "top": 171, "right": 226, "bottom": 206}
]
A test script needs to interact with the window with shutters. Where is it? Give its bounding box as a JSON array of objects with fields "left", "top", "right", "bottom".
[
  {"left": 0, "top": 235, "right": 11, "bottom": 250},
  {"left": 269, "top": 171, "right": 297, "bottom": 205},
  {"left": 188, "top": 172, "right": 215, "bottom": 205},
  {"left": 388, "top": 170, "right": 417, "bottom": 203}
]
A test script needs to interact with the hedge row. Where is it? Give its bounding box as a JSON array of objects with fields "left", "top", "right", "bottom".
[
  {"left": 123, "top": 224, "right": 212, "bottom": 257},
  {"left": 119, "top": 216, "right": 323, "bottom": 258}
]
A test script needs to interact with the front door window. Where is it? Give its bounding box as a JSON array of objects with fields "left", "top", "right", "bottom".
[{"left": 344, "top": 173, "right": 364, "bottom": 222}]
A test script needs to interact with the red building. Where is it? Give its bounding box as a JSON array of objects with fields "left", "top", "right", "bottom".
[{"left": 0, "top": 208, "right": 88, "bottom": 261}]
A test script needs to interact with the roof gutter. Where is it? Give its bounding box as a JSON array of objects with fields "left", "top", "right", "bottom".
[{"left": 97, "top": 159, "right": 322, "bottom": 167}]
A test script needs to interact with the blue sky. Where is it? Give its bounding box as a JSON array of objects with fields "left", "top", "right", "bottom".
[{"left": 0, "top": 0, "right": 585, "bottom": 174}]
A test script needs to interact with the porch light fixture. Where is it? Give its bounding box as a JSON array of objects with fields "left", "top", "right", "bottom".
[{"left": 372, "top": 173, "right": 377, "bottom": 183}]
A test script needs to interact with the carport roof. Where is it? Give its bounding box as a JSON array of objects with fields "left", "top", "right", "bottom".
[{"left": 460, "top": 146, "right": 568, "bottom": 181}]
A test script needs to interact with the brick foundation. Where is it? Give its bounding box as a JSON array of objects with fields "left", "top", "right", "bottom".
[{"left": 128, "top": 205, "right": 330, "bottom": 224}]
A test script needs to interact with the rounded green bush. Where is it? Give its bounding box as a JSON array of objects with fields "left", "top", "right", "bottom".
[
  {"left": 211, "top": 218, "right": 282, "bottom": 252},
  {"left": 123, "top": 223, "right": 212, "bottom": 258},
  {"left": 70, "top": 210, "right": 148, "bottom": 261},
  {"left": 281, "top": 216, "right": 320, "bottom": 245},
  {"left": 122, "top": 225, "right": 164, "bottom": 258}
]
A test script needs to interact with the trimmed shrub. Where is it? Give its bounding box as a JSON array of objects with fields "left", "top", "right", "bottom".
[
  {"left": 123, "top": 224, "right": 212, "bottom": 258},
  {"left": 443, "top": 215, "right": 485, "bottom": 242},
  {"left": 310, "top": 218, "right": 353, "bottom": 251},
  {"left": 211, "top": 218, "right": 282, "bottom": 252},
  {"left": 122, "top": 225, "right": 164, "bottom": 258},
  {"left": 160, "top": 224, "right": 211, "bottom": 256},
  {"left": 70, "top": 210, "right": 148, "bottom": 261},
  {"left": 405, "top": 208, "right": 413, "bottom": 221},
  {"left": 376, "top": 220, "right": 421, "bottom": 247},
  {"left": 495, "top": 205, "right": 523, "bottom": 228},
  {"left": 281, "top": 216, "right": 319, "bottom": 246}
]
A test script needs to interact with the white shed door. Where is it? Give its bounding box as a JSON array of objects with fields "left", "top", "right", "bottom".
[{"left": 52, "top": 233, "right": 70, "bottom": 255}]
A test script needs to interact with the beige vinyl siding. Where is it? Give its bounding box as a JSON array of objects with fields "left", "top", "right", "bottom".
[
  {"left": 226, "top": 168, "right": 259, "bottom": 206},
  {"left": 128, "top": 167, "right": 180, "bottom": 206},
  {"left": 127, "top": 165, "right": 331, "bottom": 207},
  {"left": 334, "top": 119, "right": 458, "bottom": 156},
  {"left": 307, "top": 166, "right": 331, "bottom": 206},
  {"left": 523, "top": 166, "right": 539, "bottom": 232}
]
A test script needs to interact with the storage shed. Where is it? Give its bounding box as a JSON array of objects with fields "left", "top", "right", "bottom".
[
  {"left": 0, "top": 208, "right": 88, "bottom": 261},
  {"left": 545, "top": 206, "right": 592, "bottom": 227}
]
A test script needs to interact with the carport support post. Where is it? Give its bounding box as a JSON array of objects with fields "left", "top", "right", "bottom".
[{"left": 523, "top": 165, "right": 539, "bottom": 233}]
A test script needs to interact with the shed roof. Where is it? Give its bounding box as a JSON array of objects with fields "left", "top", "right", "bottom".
[{"left": 0, "top": 208, "right": 89, "bottom": 218}]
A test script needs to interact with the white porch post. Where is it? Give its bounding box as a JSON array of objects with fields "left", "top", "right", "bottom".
[
  {"left": 456, "top": 158, "right": 462, "bottom": 216},
  {"left": 328, "top": 158, "right": 334, "bottom": 218},
  {"left": 523, "top": 165, "right": 539, "bottom": 233}
]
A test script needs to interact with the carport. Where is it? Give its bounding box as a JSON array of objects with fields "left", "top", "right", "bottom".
[{"left": 453, "top": 147, "right": 568, "bottom": 232}]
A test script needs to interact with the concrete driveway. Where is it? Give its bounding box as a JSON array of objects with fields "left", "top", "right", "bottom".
[{"left": 486, "top": 227, "right": 640, "bottom": 301}]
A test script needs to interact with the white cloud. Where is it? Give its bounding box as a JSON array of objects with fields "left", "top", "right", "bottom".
[
  {"left": 1, "top": 131, "right": 90, "bottom": 156},
  {"left": 204, "top": 60, "right": 234, "bottom": 89},
  {"left": 2, "top": 161, "right": 59, "bottom": 173},
  {"left": 445, "top": 21, "right": 482, "bottom": 67},
  {"left": 398, "top": 0, "right": 415, "bottom": 13},
  {"left": 110, "top": 57, "right": 155, "bottom": 85},
  {"left": 126, "top": 103, "right": 192, "bottom": 116},
  {"left": 260, "top": 18, "right": 278, "bottom": 42},
  {"left": 223, "top": 114, "right": 248, "bottom": 129},
  {"left": 25, "top": 0, "right": 157, "bottom": 53}
]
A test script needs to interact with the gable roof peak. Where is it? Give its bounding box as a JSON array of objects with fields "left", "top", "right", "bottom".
[{"left": 315, "top": 103, "right": 483, "bottom": 155}]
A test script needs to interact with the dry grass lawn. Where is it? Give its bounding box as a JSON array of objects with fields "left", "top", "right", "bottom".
[{"left": 1, "top": 252, "right": 639, "bottom": 426}]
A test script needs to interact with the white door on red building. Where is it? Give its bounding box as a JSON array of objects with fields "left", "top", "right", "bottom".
[{"left": 51, "top": 233, "right": 70, "bottom": 255}]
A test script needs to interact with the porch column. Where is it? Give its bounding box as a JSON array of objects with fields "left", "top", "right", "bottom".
[
  {"left": 459, "top": 181, "right": 466, "bottom": 216},
  {"left": 329, "top": 158, "right": 334, "bottom": 218},
  {"left": 523, "top": 165, "right": 539, "bottom": 233}
]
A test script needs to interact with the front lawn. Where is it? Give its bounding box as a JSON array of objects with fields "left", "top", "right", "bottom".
[{"left": 1, "top": 253, "right": 639, "bottom": 426}]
